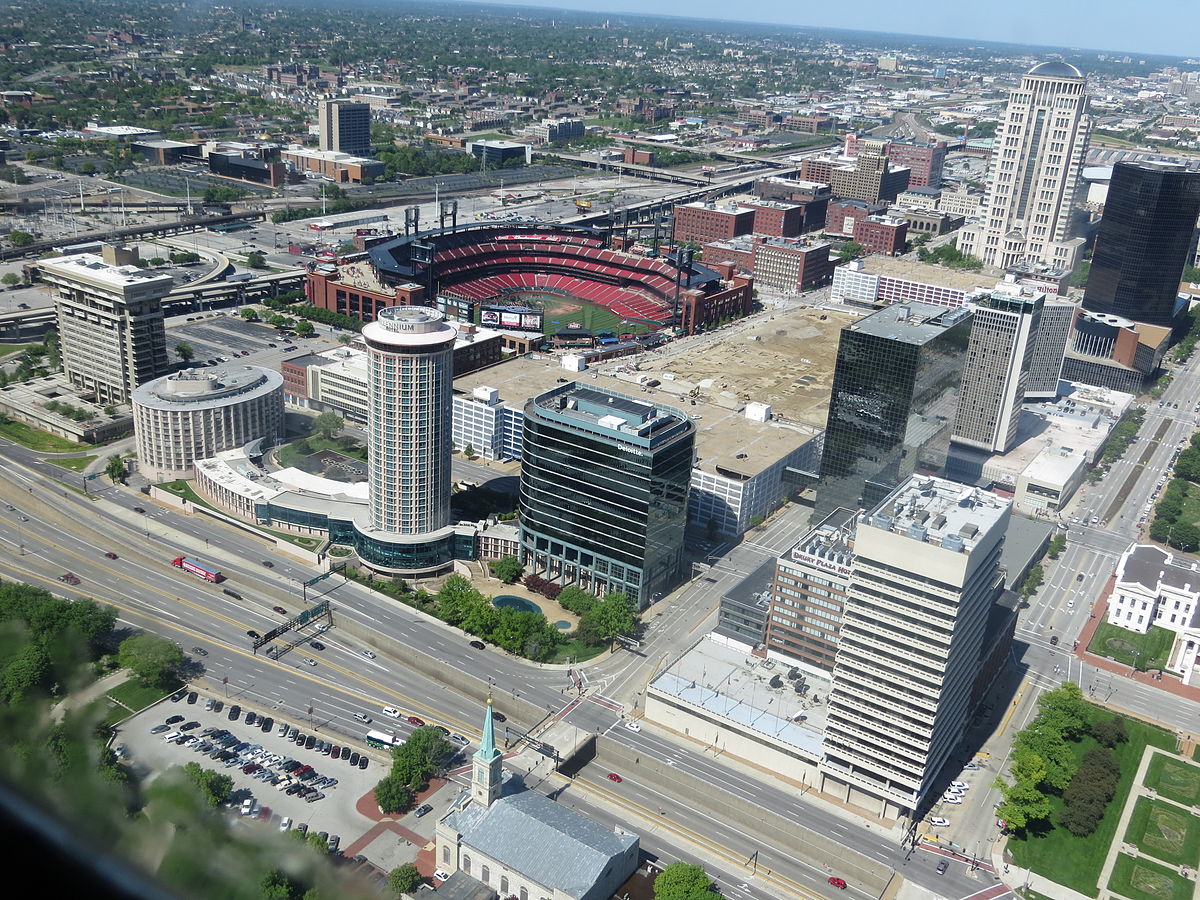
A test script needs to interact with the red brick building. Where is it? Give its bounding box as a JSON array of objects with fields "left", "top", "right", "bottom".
[
  {"left": 680, "top": 275, "right": 754, "bottom": 333},
  {"left": 304, "top": 268, "right": 426, "bottom": 322},
  {"left": 825, "top": 198, "right": 887, "bottom": 237},
  {"left": 744, "top": 200, "right": 807, "bottom": 237},
  {"left": 853, "top": 215, "right": 909, "bottom": 256},
  {"left": 672, "top": 202, "right": 755, "bottom": 245},
  {"left": 752, "top": 238, "right": 834, "bottom": 293},
  {"left": 623, "top": 147, "right": 656, "bottom": 166},
  {"left": 843, "top": 135, "right": 947, "bottom": 188}
]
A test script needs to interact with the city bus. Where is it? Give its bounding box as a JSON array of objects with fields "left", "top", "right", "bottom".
[{"left": 364, "top": 730, "right": 402, "bottom": 750}]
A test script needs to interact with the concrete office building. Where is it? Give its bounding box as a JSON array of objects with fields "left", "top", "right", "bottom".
[
  {"left": 132, "top": 366, "right": 284, "bottom": 479},
  {"left": 819, "top": 477, "right": 1009, "bottom": 818},
  {"left": 816, "top": 302, "right": 973, "bottom": 517},
  {"left": 1025, "top": 297, "right": 1077, "bottom": 398},
  {"left": 958, "top": 62, "right": 1091, "bottom": 270},
  {"left": 752, "top": 238, "right": 833, "bottom": 293},
  {"left": 42, "top": 248, "right": 173, "bottom": 405},
  {"left": 1082, "top": 160, "right": 1200, "bottom": 328},
  {"left": 952, "top": 291, "right": 1042, "bottom": 454},
  {"left": 318, "top": 100, "right": 371, "bottom": 157},
  {"left": 519, "top": 383, "right": 694, "bottom": 607}
]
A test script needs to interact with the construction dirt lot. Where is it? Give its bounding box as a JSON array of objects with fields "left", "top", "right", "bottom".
[{"left": 624, "top": 306, "right": 856, "bottom": 428}]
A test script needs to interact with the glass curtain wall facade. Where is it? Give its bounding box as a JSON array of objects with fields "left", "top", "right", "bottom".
[
  {"left": 816, "top": 303, "right": 973, "bottom": 517},
  {"left": 1082, "top": 161, "right": 1200, "bottom": 327},
  {"left": 519, "top": 384, "right": 694, "bottom": 608}
]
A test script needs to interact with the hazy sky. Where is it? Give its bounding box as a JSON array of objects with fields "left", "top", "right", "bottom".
[{"left": 478, "top": 0, "right": 1195, "bottom": 59}]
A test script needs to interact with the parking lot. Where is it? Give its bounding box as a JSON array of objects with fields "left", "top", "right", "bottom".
[
  {"left": 114, "top": 687, "right": 469, "bottom": 880},
  {"left": 165, "top": 313, "right": 342, "bottom": 373}
]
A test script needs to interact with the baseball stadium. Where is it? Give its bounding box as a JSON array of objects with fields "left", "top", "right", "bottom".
[{"left": 305, "top": 222, "right": 754, "bottom": 339}]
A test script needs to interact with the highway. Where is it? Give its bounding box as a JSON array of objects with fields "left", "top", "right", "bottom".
[{"left": 4, "top": 342, "right": 1200, "bottom": 899}]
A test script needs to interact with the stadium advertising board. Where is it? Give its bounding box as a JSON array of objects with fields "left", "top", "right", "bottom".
[{"left": 481, "top": 305, "right": 543, "bottom": 332}]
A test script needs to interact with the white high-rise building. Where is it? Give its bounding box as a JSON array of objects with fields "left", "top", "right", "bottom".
[
  {"left": 361, "top": 306, "right": 457, "bottom": 536},
  {"left": 958, "top": 62, "right": 1091, "bottom": 271},
  {"left": 819, "top": 477, "right": 1009, "bottom": 819},
  {"left": 952, "top": 292, "right": 1042, "bottom": 454}
]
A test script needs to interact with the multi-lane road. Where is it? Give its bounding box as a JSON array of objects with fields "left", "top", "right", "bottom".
[{"left": 5, "top": 343, "right": 1200, "bottom": 899}]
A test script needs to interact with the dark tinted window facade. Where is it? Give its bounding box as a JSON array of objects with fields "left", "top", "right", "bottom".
[
  {"left": 1083, "top": 161, "right": 1200, "bottom": 327},
  {"left": 816, "top": 305, "right": 972, "bottom": 516},
  {"left": 519, "top": 386, "right": 693, "bottom": 607}
]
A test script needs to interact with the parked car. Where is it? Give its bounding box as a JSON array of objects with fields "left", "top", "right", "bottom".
[
  {"left": 928, "top": 817, "right": 950, "bottom": 828},
  {"left": 469, "top": 640, "right": 485, "bottom": 650},
  {"left": 228, "top": 704, "right": 241, "bottom": 721},
  {"left": 186, "top": 692, "right": 198, "bottom": 705},
  {"left": 166, "top": 715, "right": 185, "bottom": 725},
  {"left": 358, "top": 756, "right": 368, "bottom": 770},
  {"left": 624, "top": 721, "right": 641, "bottom": 733},
  {"left": 414, "top": 803, "right": 433, "bottom": 818}
]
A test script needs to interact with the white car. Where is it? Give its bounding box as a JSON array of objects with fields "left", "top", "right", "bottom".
[
  {"left": 382, "top": 707, "right": 402, "bottom": 719},
  {"left": 942, "top": 795, "right": 963, "bottom": 805},
  {"left": 302, "top": 657, "right": 317, "bottom": 667},
  {"left": 353, "top": 713, "right": 372, "bottom": 724},
  {"left": 928, "top": 816, "right": 950, "bottom": 828},
  {"left": 964, "top": 762, "right": 981, "bottom": 771},
  {"left": 279, "top": 816, "right": 292, "bottom": 831},
  {"left": 949, "top": 781, "right": 969, "bottom": 791},
  {"left": 434, "top": 871, "right": 450, "bottom": 882},
  {"left": 361, "top": 649, "right": 376, "bottom": 659},
  {"left": 624, "top": 721, "right": 642, "bottom": 733}
]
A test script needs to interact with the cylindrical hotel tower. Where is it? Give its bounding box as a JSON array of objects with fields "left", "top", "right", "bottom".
[{"left": 361, "top": 306, "right": 457, "bottom": 535}]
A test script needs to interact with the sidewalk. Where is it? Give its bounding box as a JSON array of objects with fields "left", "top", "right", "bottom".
[{"left": 51, "top": 667, "right": 135, "bottom": 723}]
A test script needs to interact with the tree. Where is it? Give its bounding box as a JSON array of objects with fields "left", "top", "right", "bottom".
[
  {"left": 836, "top": 241, "right": 865, "bottom": 261},
  {"left": 7, "top": 230, "right": 34, "bottom": 247},
  {"left": 240, "top": 308, "right": 260, "bottom": 322},
  {"left": 1, "top": 273, "right": 20, "bottom": 287},
  {"left": 294, "top": 320, "right": 314, "bottom": 337},
  {"left": 388, "top": 863, "right": 423, "bottom": 896},
  {"left": 373, "top": 774, "right": 414, "bottom": 813},
  {"left": 245, "top": 251, "right": 266, "bottom": 269},
  {"left": 306, "top": 831, "right": 330, "bottom": 854},
  {"left": 260, "top": 869, "right": 297, "bottom": 900},
  {"left": 1047, "top": 534, "right": 1066, "bottom": 559},
  {"left": 174, "top": 341, "right": 194, "bottom": 363},
  {"left": 105, "top": 454, "right": 126, "bottom": 483},
  {"left": 463, "top": 443, "right": 476, "bottom": 459},
  {"left": 556, "top": 585, "right": 595, "bottom": 616},
  {"left": 488, "top": 555, "right": 524, "bottom": 584},
  {"left": 117, "top": 633, "right": 184, "bottom": 686},
  {"left": 182, "top": 761, "right": 233, "bottom": 807},
  {"left": 1092, "top": 716, "right": 1127, "bottom": 748},
  {"left": 579, "top": 592, "right": 637, "bottom": 643},
  {"left": 654, "top": 862, "right": 720, "bottom": 900},
  {"left": 310, "top": 411, "right": 345, "bottom": 440},
  {"left": 994, "top": 779, "right": 1052, "bottom": 832}
]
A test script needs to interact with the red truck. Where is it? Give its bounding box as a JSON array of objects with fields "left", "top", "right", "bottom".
[{"left": 172, "top": 556, "right": 222, "bottom": 583}]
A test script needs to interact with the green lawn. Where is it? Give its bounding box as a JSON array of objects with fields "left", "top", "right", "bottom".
[
  {"left": 550, "top": 636, "right": 608, "bottom": 665},
  {"left": 1088, "top": 622, "right": 1176, "bottom": 671},
  {"left": 1108, "top": 854, "right": 1194, "bottom": 900},
  {"left": 275, "top": 435, "right": 367, "bottom": 470},
  {"left": 157, "top": 479, "right": 209, "bottom": 508},
  {"left": 106, "top": 679, "right": 173, "bottom": 714},
  {"left": 1193, "top": 745, "right": 1200, "bottom": 763},
  {"left": 1145, "top": 753, "right": 1200, "bottom": 807},
  {"left": 0, "top": 342, "right": 39, "bottom": 359},
  {"left": 1124, "top": 796, "right": 1200, "bottom": 867},
  {"left": 48, "top": 454, "right": 98, "bottom": 472},
  {"left": 1008, "top": 712, "right": 1175, "bottom": 897},
  {"left": 0, "top": 420, "right": 88, "bottom": 452}
]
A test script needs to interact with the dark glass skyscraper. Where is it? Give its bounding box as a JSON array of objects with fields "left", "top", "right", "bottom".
[
  {"left": 1083, "top": 160, "right": 1200, "bottom": 327},
  {"left": 815, "top": 302, "right": 973, "bottom": 517},
  {"left": 519, "top": 383, "right": 694, "bottom": 608}
]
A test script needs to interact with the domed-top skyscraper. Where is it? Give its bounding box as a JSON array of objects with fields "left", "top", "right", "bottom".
[{"left": 958, "top": 61, "right": 1091, "bottom": 272}]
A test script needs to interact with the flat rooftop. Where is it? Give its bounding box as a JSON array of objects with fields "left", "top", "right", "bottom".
[
  {"left": 650, "top": 636, "right": 832, "bottom": 758},
  {"left": 867, "top": 475, "right": 1010, "bottom": 554},
  {"left": 845, "top": 256, "right": 1002, "bottom": 293},
  {"left": 453, "top": 356, "right": 820, "bottom": 479},
  {"left": 40, "top": 253, "right": 175, "bottom": 291},
  {"left": 849, "top": 300, "right": 974, "bottom": 346}
]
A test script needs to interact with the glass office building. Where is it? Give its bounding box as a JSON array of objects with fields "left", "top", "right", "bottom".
[
  {"left": 1083, "top": 160, "right": 1200, "bottom": 327},
  {"left": 519, "top": 383, "right": 695, "bottom": 608},
  {"left": 815, "top": 302, "right": 973, "bottom": 517}
]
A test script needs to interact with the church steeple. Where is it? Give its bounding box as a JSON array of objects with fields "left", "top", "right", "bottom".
[{"left": 471, "top": 695, "right": 503, "bottom": 807}]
